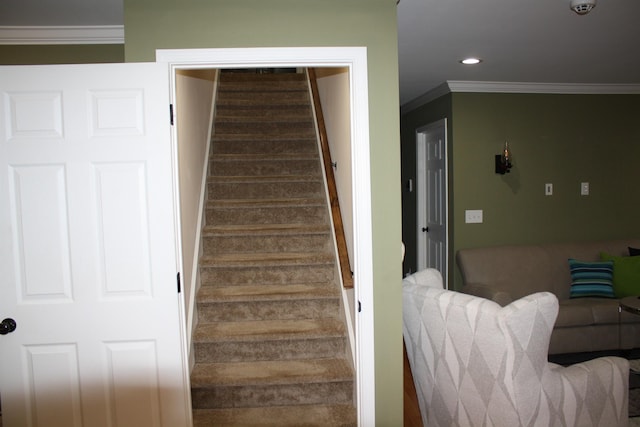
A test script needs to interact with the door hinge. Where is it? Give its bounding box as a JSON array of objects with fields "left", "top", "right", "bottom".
[
  {"left": 358, "top": 300, "right": 362, "bottom": 313},
  {"left": 176, "top": 272, "right": 181, "bottom": 293},
  {"left": 169, "top": 104, "right": 174, "bottom": 126}
]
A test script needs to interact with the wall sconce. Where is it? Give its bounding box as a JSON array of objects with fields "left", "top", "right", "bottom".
[{"left": 495, "top": 142, "right": 512, "bottom": 174}]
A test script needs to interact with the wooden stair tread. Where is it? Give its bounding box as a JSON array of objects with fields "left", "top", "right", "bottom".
[
  {"left": 191, "top": 358, "right": 353, "bottom": 387},
  {"left": 193, "top": 318, "right": 345, "bottom": 342}
]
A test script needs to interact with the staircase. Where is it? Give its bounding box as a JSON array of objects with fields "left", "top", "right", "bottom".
[{"left": 191, "top": 70, "right": 357, "bottom": 426}]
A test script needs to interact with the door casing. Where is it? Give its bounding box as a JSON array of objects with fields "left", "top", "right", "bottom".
[
  {"left": 416, "top": 119, "right": 449, "bottom": 288},
  {"left": 157, "top": 47, "right": 375, "bottom": 426}
]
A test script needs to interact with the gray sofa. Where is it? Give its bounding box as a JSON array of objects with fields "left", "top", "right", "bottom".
[{"left": 457, "top": 239, "right": 640, "bottom": 355}]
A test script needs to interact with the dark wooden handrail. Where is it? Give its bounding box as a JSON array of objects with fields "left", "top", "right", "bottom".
[{"left": 308, "top": 68, "right": 354, "bottom": 289}]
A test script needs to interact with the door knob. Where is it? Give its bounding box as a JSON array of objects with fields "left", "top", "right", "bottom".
[{"left": 0, "top": 318, "right": 17, "bottom": 335}]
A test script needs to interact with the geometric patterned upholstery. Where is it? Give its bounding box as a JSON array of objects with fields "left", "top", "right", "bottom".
[{"left": 403, "top": 269, "right": 629, "bottom": 427}]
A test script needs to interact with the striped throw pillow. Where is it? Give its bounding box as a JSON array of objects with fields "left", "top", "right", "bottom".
[{"left": 569, "top": 259, "right": 615, "bottom": 298}]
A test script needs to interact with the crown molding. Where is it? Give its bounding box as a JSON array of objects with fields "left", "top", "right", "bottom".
[
  {"left": 0, "top": 26, "right": 124, "bottom": 45},
  {"left": 402, "top": 80, "right": 640, "bottom": 114},
  {"left": 446, "top": 81, "right": 640, "bottom": 94}
]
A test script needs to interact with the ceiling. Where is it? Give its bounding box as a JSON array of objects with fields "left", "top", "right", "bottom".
[
  {"left": 1, "top": 0, "right": 639, "bottom": 106},
  {"left": 398, "top": 0, "right": 640, "bottom": 105}
]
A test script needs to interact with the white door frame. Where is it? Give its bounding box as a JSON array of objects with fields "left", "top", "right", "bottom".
[
  {"left": 155, "top": 47, "right": 375, "bottom": 426},
  {"left": 416, "top": 119, "right": 449, "bottom": 288}
]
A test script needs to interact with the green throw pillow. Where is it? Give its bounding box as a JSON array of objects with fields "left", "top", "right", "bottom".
[
  {"left": 568, "top": 258, "right": 615, "bottom": 298},
  {"left": 600, "top": 252, "right": 640, "bottom": 297}
]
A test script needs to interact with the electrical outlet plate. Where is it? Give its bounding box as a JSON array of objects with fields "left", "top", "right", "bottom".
[{"left": 465, "top": 209, "right": 483, "bottom": 224}]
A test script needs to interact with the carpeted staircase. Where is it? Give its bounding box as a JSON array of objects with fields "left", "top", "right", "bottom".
[{"left": 191, "top": 70, "right": 357, "bottom": 426}]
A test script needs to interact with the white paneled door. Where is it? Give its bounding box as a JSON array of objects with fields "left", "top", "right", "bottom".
[
  {"left": 416, "top": 119, "right": 448, "bottom": 287},
  {"left": 0, "top": 64, "right": 190, "bottom": 426}
]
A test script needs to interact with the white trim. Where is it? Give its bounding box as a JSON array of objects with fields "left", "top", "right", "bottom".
[
  {"left": 155, "top": 47, "right": 375, "bottom": 427},
  {"left": 415, "top": 119, "right": 449, "bottom": 289},
  {"left": 446, "top": 80, "right": 640, "bottom": 94},
  {"left": 0, "top": 25, "right": 124, "bottom": 45},
  {"left": 401, "top": 80, "right": 640, "bottom": 114},
  {"left": 415, "top": 132, "right": 427, "bottom": 271}
]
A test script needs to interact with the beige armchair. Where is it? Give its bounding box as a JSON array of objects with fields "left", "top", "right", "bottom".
[{"left": 403, "top": 269, "right": 629, "bottom": 427}]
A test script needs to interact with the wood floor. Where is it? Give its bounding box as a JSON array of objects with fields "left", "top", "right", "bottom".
[{"left": 404, "top": 341, "right": 424, "bottom": 427}]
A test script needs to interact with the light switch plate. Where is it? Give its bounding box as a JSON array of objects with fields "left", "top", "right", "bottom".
[
  {"left": 581, "top": 182, "right": 589, "bottom": 196},
  {"left": 545, "top": 183, "right": 553, "bottom": 196},
  {"left": 465, "top": 209, "right": 483, "bottom": 224}
]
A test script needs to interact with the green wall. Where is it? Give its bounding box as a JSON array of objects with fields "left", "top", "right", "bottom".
[
  {"left": 0, "top": 44, "right": 124, "bottom": 64},
  {"left": 402, "top": 91, "right": 640, "bottom": 290},
  {"left": 123, "top": 0, "right": 403, "bottom": 424}
]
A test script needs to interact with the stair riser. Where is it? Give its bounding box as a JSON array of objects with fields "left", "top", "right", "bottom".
[
  {"left": 218, "top": 81, "right": 307, "bottom": 91},
  {"left": 218, "top": 85, "right": 307, "bottom": 94},
  {"left": 219, "top": 76, "right": 306, "bottom": 85},
  {"left": 200, "top": 264, "right": 335, "bottom": 286},
  {"left": 208, "top": 180, "right": 324, "bottom": 199},
  {"left": 216, "top": 107, "right": 312, "bottom": 120},
  {"left": 203, "top": 234, "right": 331, "bottom": 254},
  {"left": 206, "top": 206, "right": 328, "bottom": 226},
  {"left": 194, "top": 337, "right": 346, "bottom": 363},
  {"left": 214, "top": 122, "right": 315, "bottom": 138},
  {"left": 191, "top": 381, "right": 353, "bottom": 409},
  {"left": 209, "top": 159, "right": 320, "bottom": 177},
  {"left": 211, "top": 139, "right": 317, "bottom": 155},
  {"left": 197, "top": 298, "right": 340, "bottom": 322},
  {"left": 192, "top": 405, "right": 357, "bottom": 427},
  {"left": 217, "top": 92, "right": 309, "bottom": 105}
]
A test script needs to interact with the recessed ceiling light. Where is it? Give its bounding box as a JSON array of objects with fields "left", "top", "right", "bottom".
[{"left": 460, "top": 58, "right": 482, "bottom": 65}]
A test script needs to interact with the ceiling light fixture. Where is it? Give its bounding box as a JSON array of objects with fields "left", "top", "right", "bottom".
[
  {"left": 460, "top": 58, "right": 482, "bottom": 65},
  {"left": 570, "top": 0, "right": 596, "bottom": 14}
]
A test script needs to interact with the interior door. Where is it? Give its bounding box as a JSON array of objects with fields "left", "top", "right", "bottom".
[
  {"left": 0, "top": 63, "right": 190, "bottom": 426},
  {"left": 416, "top": 119, "right": 448, "bottom": 287}
]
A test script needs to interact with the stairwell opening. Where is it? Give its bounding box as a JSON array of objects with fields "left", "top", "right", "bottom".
[{"left": 171, "top": 61, "right": 364, "bottom": 425}]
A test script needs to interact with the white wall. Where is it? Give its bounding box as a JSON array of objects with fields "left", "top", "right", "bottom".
[
  {"left": 316, "top": 67, "right": 353, "bottom": 270},
  {"left": 315, "top": 67, "right": 356, "bottom": 338},
  {"left": 175, "top": 68, "right": 217, "bottom": 357}
]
